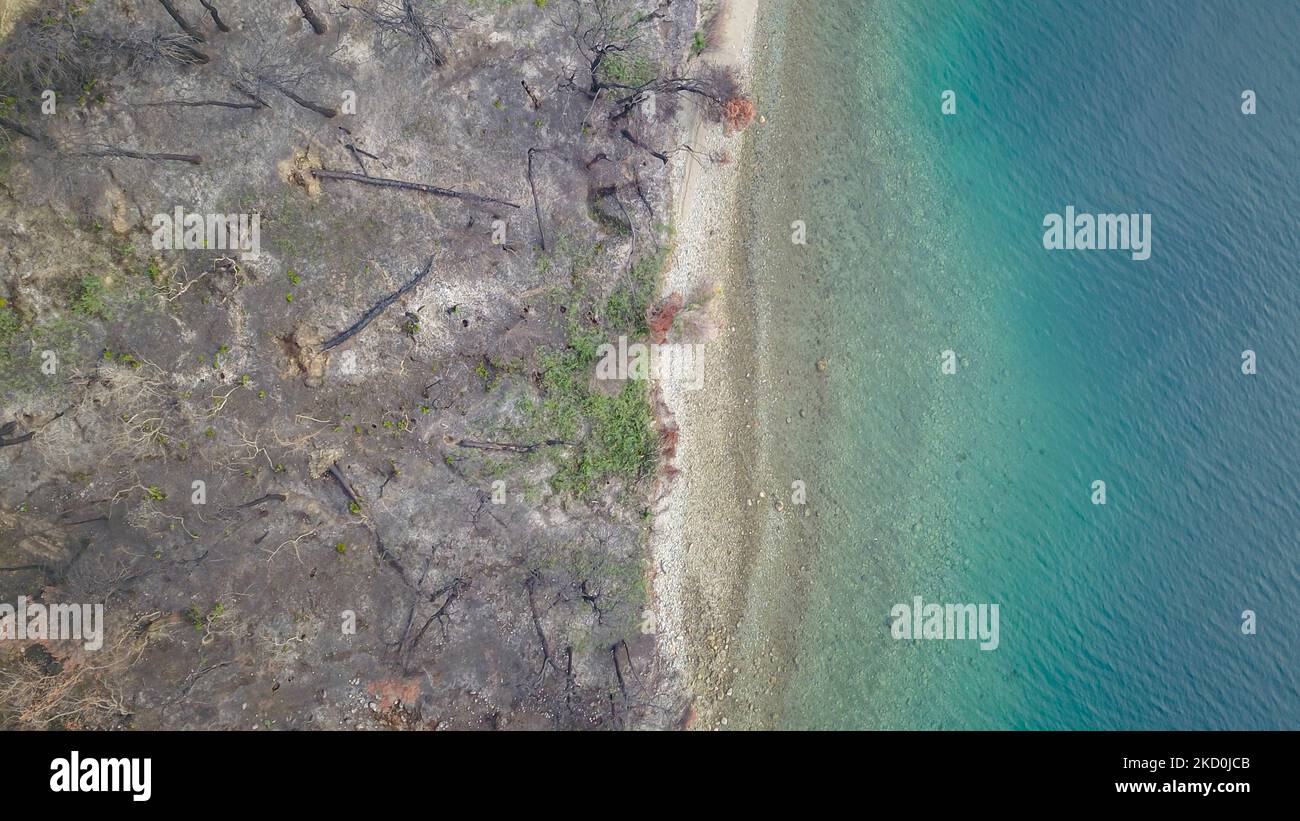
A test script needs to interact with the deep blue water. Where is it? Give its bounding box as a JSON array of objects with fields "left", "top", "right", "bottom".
[{"left": 750, "top": 0, "right": 1299, "bottom": 728}]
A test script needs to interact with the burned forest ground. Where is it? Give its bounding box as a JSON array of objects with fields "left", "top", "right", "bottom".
[{"left": 0, "top": 0, "right": 739, "bottom": 730}]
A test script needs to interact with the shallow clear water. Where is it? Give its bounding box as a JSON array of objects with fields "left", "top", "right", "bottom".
[{"left": 743, "top": 0, "right": 1300, "bottom": 729}]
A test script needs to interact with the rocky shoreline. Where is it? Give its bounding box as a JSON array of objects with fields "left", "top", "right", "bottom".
[{"left": 652, "top": 0, "right": 764, "bottom": 730}]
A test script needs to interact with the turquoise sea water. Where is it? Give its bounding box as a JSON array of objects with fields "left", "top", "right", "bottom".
[{"left": 745, "top": 0, "right": 1300, "bottom": 728}]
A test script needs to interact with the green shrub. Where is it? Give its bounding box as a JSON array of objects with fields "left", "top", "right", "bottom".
[
  {"left": 70, "top": 274, "right": 108, "bottom": 318},
  {"left": 598, "top": 52, "right": 657, "bottom": 88},
  {"left": 691, "top": 30, "right": 708, "bottom": 56},
  {"left": 537, "top": 322, "right": 656, "bottom": 497},
  {"left": 0, "top": 301, "right": 20, "bottom": 347}
]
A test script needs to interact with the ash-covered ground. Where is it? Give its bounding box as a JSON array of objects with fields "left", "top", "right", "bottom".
[{"left": 0, "top": 0, "right": 737, "bottom": 729}]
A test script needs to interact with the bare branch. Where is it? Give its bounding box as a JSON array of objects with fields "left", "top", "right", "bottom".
[
  {"left": 199, "top": 1, "right": 233, "bottom": 33},
  {"left": 135, "top": 99, "right": 262, "bottom": 110},
  {"left": 313, "top": 169, "right": 521, "bottom": 209},
  {"left": 527, "top": 147, "right": 548, "bottom": 251},
  {"left": 257, "top": 75, "right": 338, "bottom": 117},
  {"left": 76, "top": 145, "right": 203, "bottom": 165}
]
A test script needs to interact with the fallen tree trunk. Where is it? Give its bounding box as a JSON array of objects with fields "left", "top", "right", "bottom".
[
  {"left": 296, "top": 0, "right": 329, "bottom": 34},
  {"left": 620, "top": 129, "right": 668, "bottom": 163},
  {"left": 327, "top": 463, "right": 361, "bottom": 505},
  {"left": 527, "top": 147, "right": 547, "bottom": 251},
  {"left": 322, "top": 256, "right": 435, "bottom": 350},
  {"left": 312, "top": 169, "right": 520, "bottom": 209},
  {"left": 138, "top": 99, "right": 262, "bottom": 110},
  {"left": 231, "top": 82, "right": 271, "bottom": 109},
  {"left": 0, "top": 117, "right": 55, "bottom": 149},
  {"left": 454, "top": 438, "right": 573, "bottom": 454},
  {"left": 157, "top": 0, "right": 206, "bottom": 41},
  {"left": 258, "top": 77, "right": 337, "bottom": 117},
  {"left": 0, "top": 432, "right": 34, "bottom": 448},
  {"left": 198, "top": 1, "right": 232, "bottom": 32},
  {"left": 237, "top": 493, "right": 287, "bottom": 508},
  {"left": 79, "top": 147, "right": 203, "bottom": 165}
]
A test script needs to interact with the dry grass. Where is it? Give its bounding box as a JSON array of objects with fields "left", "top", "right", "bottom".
[{"left": 0, "top": 610, "right": 169, "bottom": 729}]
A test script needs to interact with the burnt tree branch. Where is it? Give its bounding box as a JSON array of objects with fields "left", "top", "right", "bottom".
[
  {"left": 527, "top": 147, "right": 547, "bottom": 252},
  {"left": 619, "top": 129, "right": 667, "bottom": 163},
  {"left": 313, "top": 169, "right": 520, "bottom": 209},
  {"left": 454, "top": 439, "right": 573, "bottom": 454},
  {"left": 0, "top": 117, "right": 55, "bottom": 149},
  {"left": 256, "top": 75, "right": 337, "bottom": 117},
  {"left": 137, "top": 99, "right": 262, "bottom": 110},
  {"left": 295, "top": 0, "right": 329, "bottom": 34},
  {"left": 156, "top": 0, "right": 206, "bottom": 42},
  {"left": 78, "top": 146, "right": 202, "bottom": 165},
  {"left": 322, "top": 256, "right": 435, "bottom": 350},
  {"left": 198, "top": 1, "right": 232, "bottom": 32}
]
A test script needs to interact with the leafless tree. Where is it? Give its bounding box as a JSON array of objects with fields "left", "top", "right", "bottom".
[
  {"left": 553, "top": 0, "right": 740, "bottom": 125},
  {"left": 554, "top": 0, "right": 661, "bottom": 97},
  {"left": 610, "top": 63, "right": 741, "bottom": 122},
  {"left": 1, "top": 12, "right": 208, "bottom": 149},
  {"left": 342, "top": 1, "right": 456, "bottom": 66},
  {"left": 0, "top": 8, "right": 101, "bottom": 93},
  {"left": 89, "top": 31, "right": 211, "bottom": 68},
  {"left": 226, "top": 44, "right": 338, "bottom": 118}
]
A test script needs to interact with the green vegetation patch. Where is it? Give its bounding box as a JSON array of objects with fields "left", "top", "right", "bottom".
[
  {"left": 533, "top": 324, "right": 655, "bottom": 497},
  {"left": 597, "top": 51, "right": 658, "bottom": 88}
]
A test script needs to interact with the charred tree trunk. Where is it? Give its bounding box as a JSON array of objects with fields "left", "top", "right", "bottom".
[
  {"left": 198, "top": 1, "right": 231, "bottom": 32},
  {"left": 527, "top": 147, "right": 547, "bottom": 252},
  {"left": 454, "top": 439, "right": 573, "bottom": 454},
  {"left": 257, "top": 76, "right": 337, "bottom": 117},
  {"left": 231, "top": 82, "right": 271, "bottom": 109},
  {"left": 138, "top": 99, "right": 261, "bottom": 110},
  {"left": 296, "top": 0, "right": 329, "bottom": 34},
  {"left": 79, "top": 146, "right": 202, "bottom": 165},
  {"left": 0, "top": 118, "right": 55, "bottom": 149},
  {"left": 322, "top": 257, "right": 436, "bottom": 350},
  {"left": 157, "top": 0, "right": 206, "bottom": 42},
  {"left": 620, "top": 129, "right": 668, "bottom": 163},
  {"left": 313, "top": 169, "right": 520, "bottom": 209}
]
